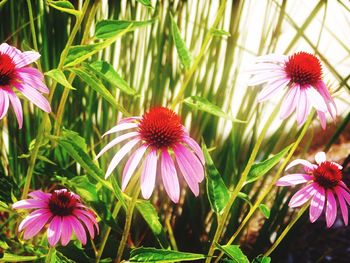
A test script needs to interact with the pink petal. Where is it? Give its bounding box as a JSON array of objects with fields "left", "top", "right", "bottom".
[
  {"left": 161, "top": 149, "right": 180, "bottom": 203},
  {"left": 257, "top": 77, "right": 290, "bottom": 102},
  {"left": 12, "top": 199, "right": 47, "bottom": 209},
  {"left": 73, "top": 211, "right": 95, "bottom": 239},
  {"left": 14, "top": 51, "right": 41, "bottom": 68},
  {"left": 102, "top": 122, "right": 138, "bottom": 137},
  {"left": 121, "top": 144, "right": 147, "bottom": 191},
  {"left": 47, "top": 216, "right": 62, "bottom": 246},
  {"left": 68, "top": 215, "right": 87, "bottom": 245},
  {"left": 0, "top": 89, "right": 10, "bottom": 119},
  {"left": 279, "top": 84, "right": 300, "bottom": 119},
  {"left": 3, "top": 87, "right": 23, "bottom": 128},
  {"left": 325, "top": 190, "right": 337, "bottom": 228},
  {"left": 0, "top": 43, "right": 22, "bottom": 61},
  {"left": 309, "top": 185, "right": 325, "bottom": 223},
  {"left": 296, "top": 89, "right": 310, "bottom": 125},
  {"left": 105, "top": 138, "right": 140, "bottom": 179},
  {"left": 336, "top": 186, "right": 350, "bottom": 205},
  {"left": 28, "top": 190, "right": 51, "bottom": 201},
  {"left": 23, "top": 212, "right": 51, "bottom": 240},
  {"left": 60, "top": 217, "right": 73, "bottom": 246},
  {"left": 18, "top": 209, "right": 50, "bottom": 231},
  {"left": 76, "top": 209, "right": 99, "bottom": 233},
  {"left": 248, "top": 71, "right": 286, "bottom": 86},
  {"left": 285, "top": 158, "right": 314, "bottom": 171},
  {"left": 141, "top": 148, "right": 158, "bottom": 199},
  {"left": 335, "top": 186, "right": 349, "bottom": 225},
  {"left": 289, "top": 183, "right": 317, "bottom": 208},
  {"left": 305, "top": 86, "right": 328, "bottom": 112},
  {"left": 331, "top": 162, "right": 343, "bottom": 170},
  {"left": 255, "top": 54, "right": 289, "bottom": 63},
  {"left": 317, "top": 111, "right": 327, "bottom": 130},
  {"left": 17, "top": 68, "right": 49, "bottom": 93},
  {"left": 315, "top": 152, "right": 326, "bottom": 165},
  {"left": 118, "top": 116, "right": 142, "bottom": 124},
  {"left": 316, "top": 81, "right": 337, "bottom": 117},
  {"left": 183, "top": 135, "right": 205, "bottom": 165},
  {"left": 95, "top": 132, "right": 139, "bottom": 159},
  {"left": 14, "top": 83, "right": 51, "bottom": 112},
  {"left": 276, "top": 173, "right": 312, "bottom": 186},
  {"left": 245, "top": 63, "right": 283, "bottom": 74}
]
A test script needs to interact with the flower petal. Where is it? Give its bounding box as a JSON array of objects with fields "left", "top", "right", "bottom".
[
  {"left": 76, "top": 209, "right": 99, "bottom": 234},
  {"left": 102, "top": 122, "right": 139, "bottom": 137},
  {"left": 161, "top": 149, "right": 180, "bottom": 203},
  {"left": 4, "top": 87, "right": 23, "bottom": 128},
  {"left": 18, "top": 209, "right": 50, "bottom": 231},
  {"left": 28, "top": 190, "right": 51, "bottom": 201},
  {"left": 257, "top": 77, "right": 290, "bottom": 102},
  {"left": 183, "top": 135, "right": 205, "bottom": 165},
  {"left": 73, "top": 210, "right": 95, "bottom": 239},
  {"left": 279, "top": 84, "right": 300, "bottom": 119},
  {"left": 309, "top": 185, "right": 325, "bottom": 223},
  {"left": 12, "top": 199, "right": 48, "bottom": 209},
  {"left": 141, "top": 148, "right": 158, "bottom": 199},
  {"left": 68, "top": 215, "right": 87, "bottom": 245},
  {"left": 305, "top": 86, "right": 328, "bottom": 112},
  {"left": 248, "top": 71, "right": 286, "bottom": 86},
  {"left": 289, "top": 183, "right": 317, "bottom": 208},
  {"left": 17, "top": 68, "right": 49, "bottom": 93},
  {"left": 335, "top": 186, "right": 349, "bottom": 225},
  {"left": 14, "top": 83, "right": 51, "bottom": 113},
  {"left": 285, "top": 158, "right": 314, "bottom": 171},
  {"left": 23, "top": 212, "right": 51, "bottom": 240},
  {"left": 60, "top": 217, "right": 73, "bottom": 246},
  {"left": 14, "top": 51, "right": 41, "bottom": 68},
  {"left": 47, "top": 216, "right": 62, "bottom": 246},
  {"left": 296, "top": 89, "right": 310, "bottom": 126},
  {"left": 255, "top": 54, "right": 288, "bottom": 63},
  {"left": 276, "top": 173, "right": 312, "bottom": 186},
  {"left": 315, "top": 152, "right": 326, "bottom": 165},
  {"left": 245, "top": 62, "right": 283, "bottom": 74},
  {"left": 325, "top": 189, "right": 337, "bottom": 228},
  {"left": 317, "top": 110, "right": 327, "bottom": 130},
  {"left": 0, "top": 89, "right": 10, "bottom": 119}
]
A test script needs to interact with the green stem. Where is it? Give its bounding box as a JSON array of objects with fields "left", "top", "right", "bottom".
[
  {"left": 115, "top": 187, "right": 140, "bottom": 263},
  {"left": 206, "top": 104, "right": 280, "bottom": 263},
  {"left": 264, "top": 204, "right": 308, "bottom": 256},
  {"left": 215, "top": 112, "right": 315, "bottom": 263},
  {"left": 45, "top": 247, "right": 55, "bottom": 263},
  {"left": 170, "top": 0, "right": 227, "bottom": 109},
  {"left": 21, "top": 0, "right": 90, "bottom": 199}
]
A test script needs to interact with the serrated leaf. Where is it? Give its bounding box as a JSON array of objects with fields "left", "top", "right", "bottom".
[
  {"left": 215, "top": 244, "right": 249, "bottom": 263},
  {"left": 202, "top": 142, "right": 230, "bottom": 214},
  {"left": 87, "top": 61, "right": 137, "bottom": 96},
  {"left": 170, "top": 15, "right": 192, "bottom": 69},
  {"left": 246, "top": 143, "right": 294, "bottom": 184},
  {"left": 95, "top": 19, "right": 156, "bottom": 39},
  {"left": 135, "top": 200, "right": 170, "bottom": 248},
  {"left": 68, "top": 67, "right": 129, "bottom": 115},
  {"left": 129, "top": 247, "right": 206, "bottom": 262},
  {"left": 252, "top": 255, "right": 271, "bottom": 263},
  {"left": 211, "top": 28, "right": 231, "bottom": 37},
  {"left": 47, "top": 0, "right": 80, "bottom": 16},
  {"left": 45, "top": 69, "right": 75, "bottom": 90},
  {"left": 184, "top": 96, "right": 246, "bottom": 123},
  {"left": 259, "top": 204, "right": 270, "bottom": 219}
]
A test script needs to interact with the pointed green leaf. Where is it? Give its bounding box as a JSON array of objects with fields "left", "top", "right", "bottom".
[
  {"left": 259, "top": 204, "right": 270, "bottom": 219},
  {"left": 170, "top": 15, "right": 192, "bottom": 69},
  {"left": 246, "top": 143, "right": 294, "bottom": 184},
  {"left": 215, "top": 244, "right": 249, "bottom": 263},
  {"left": 136, "top": 0, "right": 153, "bottom": 8},
  {"left": 129, "top": 247, "right": 206, "bottom": 262},
  {"left": 47, "top": 0, "right": 80, "bottom": 16},
  {"left": 237, "top": 192, "right": 252, "bottom": 207},
  {"left": 95, "top": 19, "right": 156, "bottom": 39},
  {"left": 202, "top": 142, "right": 230, "bottom": 214},
  {"left": 45, "top": 69, "right": 75, "bottom": 90},
  {"left": 252, "top": 255, "right": 271, "bottom": 263},
  {"left": 1, "top": 253, "right": 45, "bottom": 262},
  {"left": 184, "top": 96, "right": 246, "bottom": 123}
]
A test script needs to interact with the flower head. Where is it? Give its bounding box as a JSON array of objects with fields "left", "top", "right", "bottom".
[
  {"left": 247, "top": 52, "right": 336, "bottom": 129},
  {"left": 96, "top": 107, "right": 205, "bottom": 203},
  {"left": 13, "top": 189, "right": 98, "bottom": 246},
  {"left": 276, "top": 152, "right": 350, "bottom": 227},
  {"left": 0, "top": 43, "right": 51, "bottom": 128}
]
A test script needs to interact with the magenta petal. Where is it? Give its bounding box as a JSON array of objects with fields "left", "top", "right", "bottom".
[
  {"left": 183, "top": 135, "right": 205, "bottom": 165},
  {"left": 0, "top": 89, "right": 10, "bottom": 119},
  {"left": 47, "top": 216, "right": 62, "bottom": 246},
  {"left": 289, "top": 183, "right": 317, "bottom": 208},
  {"left": 12, "top": 199, "right": 47, "bottom": 209},
  {"left": 102, "top": 122, "right": 138, "bottom": 137},
  {"left": 4, "top": 87, "right": 23, "bottom": 128},
  {"left": 28, "top": 190, "right": 51, "bottom": 201},
  {"left": 141, "top": 149, "right": 158, "bottom": 199},
  {"left": 317, "top": 111, "right": 327, "bottom": 130},
  {"left": 161, "top": 149, "right": 180, "bottom": 203},
  {"left": 335, "top": 186, "right": 348, "bottom": 225},
  {"left": 74, "top": 211, "right": 95, "bottom": 239},
  {"left": 122, "top": 145, "right": 148, "bottom": 191},
  {"left": 325, "top": 190, "right": 337, "bottom": 228},
  {"left": 276, "top": 173, "right": 312, "bottom": 186},
  {"left": 17, "top": 68, "right": 49, "bottom": 93},
  {"left": 14, "top": 50, "right": 41, "bottom": 68},
  {"left": 309, "top": 185, "right": 325, "bottom": 223},
  {"left": 68, "top": 215, "right": 87, "bottom": 245},
  {"left": 285, "top": 158, "right": 314, "bottom": 171},
  {"left": 279, "top": 84, "right": 300, "bottom": 119},
  {"left": 19, "top": 209, "right": 50, "bottom": 231},
  {"left": 60, "top": 217, "right": 73, "bottom": 246},
  {"left": 23, "top": 212, "right": 51, "bottom": 240},
  {"left": 76, "top": 209, "right": 99, "bottom": 234},
  {"left": 14, "top": 83, "right": 51, "bottom": 113}
]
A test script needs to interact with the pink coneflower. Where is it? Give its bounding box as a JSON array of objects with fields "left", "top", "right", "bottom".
[
  {"left": 13, "top": 189, "right": 98, "bottom": 246},
  {"left": 96, "top": 107, "right": 205, "bottom": 203},
  {"left": 0, "top": 43, "right": 51, "bottom": 128},
  {"left": 247, "top": 52, "right": 336, "bottom": 129},
  {"left": 276, "top": 152, "right": 350, "bottom": 227}
]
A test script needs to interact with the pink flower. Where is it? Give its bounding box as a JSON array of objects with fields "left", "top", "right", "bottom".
[
  {"left": 247, "top": 52, "right": 336, "bottom": 129},
  {"left": 276, "top": 152, "right": 350, "bottom": 228},
  {"left": 13, "top": 189, "right": 98, "bottom": 246},
  {"left": 0, "top": 43, "right": 51, "bottom": 128},
  {"left": 96, "top": 107, "right": 205, "bottom": 203}
]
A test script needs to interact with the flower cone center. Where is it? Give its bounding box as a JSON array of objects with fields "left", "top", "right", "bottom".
[
  {"left": 313, "top": 161, "right": 342, "bottom": 189},
  {"left": 0, "top": 53, "right": 16, "bottom": 86}
]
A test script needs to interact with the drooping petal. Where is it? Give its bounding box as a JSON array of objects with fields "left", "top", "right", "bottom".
[
  {"left": 325, "top": 190, "right": 337, "bottom": 228},
  {"left": 95, "top": 132, "right": 139, "bottom": 159},
  {"left": 285, "top": 158, "right": 314, "bottom": 171},
  {"left": 276, "top": 173, "right": 312, "bottom": 186},
  {"left": 60, "top": 217, "right": 73, "bottom": 246},
  {"left": 102, "top": 122, "right": 139, "bottom": 137},
  {"left": 18, "top": 209, "right": 50, "bottom": 231},
  {"left": 4, "top": 87, "right": 23, "bottom": 128},
  {"left": 317, "top": 110, "right": 327, "bottom": 130},
  {"left": 182, "top": 135, "right": 205, "bottom": 165},
  {"left": 161, "top": 149, "right": 180, "bottom": 203},
  {"left": 14, "top": 51, "right": 41, "bottom": 68},
  {"left": 289, "top": 183, "right": 317, "bottom": 207},
  {"left": 14, "top": 83, "right": 51, "bottom": 113},
  {"left": 315, "top": 152, "right": 326, "bottom": 165},
  {"left": 12, "top": 199, "right": 48, "bottom": 209},
  {"left": 47, "top": 216, "right": 62, "bottom": 246},
  {"left": 141, "top": 148, "right": 158, "bottom": 199},
  {"left": 309, "top": 185, "right": 325, "bottom": 223},
  {"left": 335, "top": 186, "right": 349, "bottom": 225},
  {"left": 296, "top": 89, "right": 310, "bottom": 125},
  {"left": 17, "top": 68, "right": 49, "bottom": 93},
  {"left": 279, "top": 84, "right": 300, "bottom": 119},
  {"left": 336, "top": 186, "right": 350, "bottom": 205},
  {"left": 74, "top": 211, "right": 95, "bottom": 239},
  {"left": 105, "top": 138, "right": 140, "bottom": 179},
  {"left": 305, "top": 87, "right": 328, "bottom": 112},
  {"left": 121, "top": 144, "right": 148, "bottom": 191},
  {"left": 257, "top": 77, "right": 290, "bottom": 102},
  {"left": 68, "top": 215, "right": 87, "bottom": 245},
  {"left": 23, "top": 212, "right": 51, "bottom": 240},
  {"left": 76, "top": 209, "right": 99, "bottom": 233},
  {"left": 0, "top": 89, "right": 10, "bottom": 119}
]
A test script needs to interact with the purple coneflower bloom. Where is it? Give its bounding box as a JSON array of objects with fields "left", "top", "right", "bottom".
[
  {"left": 276, "top": 152, "right": 350, "bottom": 228},
  {"left": 96, "top": 107, "right": 205, "bottom": 203},
  {"left": 0, "top": 43, "right": 51, "bottom": 128},
  {"left": 13, "top": 189, "right": 98, "bottom": 246},
  {"left": 247, "top": 52, "right": 336, "bottom": 129}
]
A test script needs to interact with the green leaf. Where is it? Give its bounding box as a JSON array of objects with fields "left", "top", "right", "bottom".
[
  {"left": 215, "top": 244, "right": 249, "bottom": 263},
  {"left": 45, "top": 69, "right": 75, "bottom": 90},
  {"left": 68, "top": 66, "right": 129, "bottom": 116},
  {"left": 129, "top": 247, "right": 206, "bottom": 262},
  {"left": 64, "top": 42, "right": 106, "bottom": 67},
  {"left": 47, "top": 0, "right": 80, "bottom": 16},
  {"left": 136, "top": 0, "right": 153, "bottom": 7},
  {"left": 170, "top": 14, "right": 192, "bottom": 69},
  {"left": 246, "top": 143, "right": 294, "bottom": 184},
  {"left": 252, "top": 255, "right": 271, "bottom": 263},
  {"left": 0, "top": 253, "right": 44, "bottom": 262},
  {"left": 184, "top": 96, "right": 246, "bottom": 123},
  {"left": 259, "top": 204, "right": 270, "bottom": 219},
  {"left": 237, "top": 192, "right": 252, "bottom": 207},
  {"left": 95, "top": 19, "right": 156, "bottom": 39},
  {"left": 135, "top": 200, "right": 170, "bottom": 248},
  {"left": 87, "top": 61, "right": 137, "bottom": 96},
  {"left": 70, "top": 176, "right": 99, "bottom": 202},
  {"left": 202, "top": 142, "right": 230, "bottom": 214},
  {"left": 211, "top": 28, "right": 231, "bottom": 37}
]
